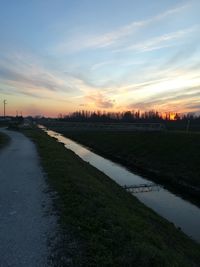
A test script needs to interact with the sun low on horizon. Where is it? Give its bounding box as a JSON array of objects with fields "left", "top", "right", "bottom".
[{"left": 0, "top": 0, "right": 200, "bottom": 117}]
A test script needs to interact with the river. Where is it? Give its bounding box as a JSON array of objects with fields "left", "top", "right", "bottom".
[{"left": 41, "top": 126, "right": 200, "bottom": 243}]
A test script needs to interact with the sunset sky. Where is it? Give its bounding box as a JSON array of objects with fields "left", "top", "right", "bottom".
[{"left": 0, "top": 0, "right": 200, "bottom": 117}]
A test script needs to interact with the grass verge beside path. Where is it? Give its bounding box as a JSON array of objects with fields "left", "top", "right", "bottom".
[
  {"left": 23, "top": 128, "right": 200, "bottom": 267},
  {"left": 58, "top": 131, "right": 200, "bottom": 203}
]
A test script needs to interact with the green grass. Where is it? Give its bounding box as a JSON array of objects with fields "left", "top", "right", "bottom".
[
  {"left": 57, "top": 130, "right": 200, "bottom": 201},
  {"left": 23, "top": 128, "right": 200, "bottom": 266}
]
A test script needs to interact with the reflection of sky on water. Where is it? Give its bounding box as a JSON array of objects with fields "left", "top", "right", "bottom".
[
  {"left": 137, "top": 190, "right": 200, "bottom": 240},
  {"left": 46, "top": 128, "right": 200, "bottom": 242}
]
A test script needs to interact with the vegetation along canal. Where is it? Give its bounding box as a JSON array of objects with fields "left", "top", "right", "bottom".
[{"left": 41, "top": 126, "right": 200, "bottom": 243}]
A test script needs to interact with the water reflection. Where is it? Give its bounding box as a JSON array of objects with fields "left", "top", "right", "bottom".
[{"left": 42, "top": 127, "right": 200, "bottom": 242}]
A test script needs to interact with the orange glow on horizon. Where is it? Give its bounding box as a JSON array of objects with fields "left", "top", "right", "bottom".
[
  {"left": 160, "top": 112, "right": 179, "bottom": 120},
  {"left": 169, "top": 113, "right": 176, "bottom": 121}
]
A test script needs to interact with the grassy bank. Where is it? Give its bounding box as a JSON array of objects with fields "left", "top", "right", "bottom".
[
  {"left": 54, "top": 130, "right": 200, "bottom": 203},
  {"left": 23, "top": 128, "right": 200, "bottom": 266}
]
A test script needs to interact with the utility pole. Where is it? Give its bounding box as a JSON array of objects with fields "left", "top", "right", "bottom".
[
  {"left": 186, "top": 119, "right": 190, "bottom": 132},
  {"left": 3, "top": 100, "right": 7, "bottom": 118}
]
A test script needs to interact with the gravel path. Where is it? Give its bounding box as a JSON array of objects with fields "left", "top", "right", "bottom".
[{"left": 0, "top": 128, "right": 57, "bottom": 267}]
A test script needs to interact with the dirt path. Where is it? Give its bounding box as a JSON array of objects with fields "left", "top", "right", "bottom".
[{"left": 0, "top": 128, "right": 56, "bottom": 266}]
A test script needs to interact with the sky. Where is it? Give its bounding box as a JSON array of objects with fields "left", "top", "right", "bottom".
[{"left": 0, "top": 0, "right": 200, "bottom": 117}]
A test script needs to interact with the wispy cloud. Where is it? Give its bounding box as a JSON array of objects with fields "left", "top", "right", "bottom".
[
  {"left": 1, "top": 51, "right": 200, "bottom": 114},
  {"left": 90, "top": 59, "right": 144, "bottom": 71},
  {"left": 113, "top": 26, "right": 198, "bottom": 53},
  {"left": 84, "top": 92, "right": 115, "bottom": 109},
  {"left": 0, "top": 54, "right": 81, "bottom": 101},
  {"left": 90, "top": 61, "right": 114, "bottom": 71},
  {"left": 128, "top": 85, "right": 200, "bottom": 110},
  {"left": 0, "top": 53, "right": 117, "bottom": 110},
  {"left": 124, "top": 69, "right": 200, "bottom": 113},
  {"left": 54, "top": 3, "right": 189, "bottom": 53}
]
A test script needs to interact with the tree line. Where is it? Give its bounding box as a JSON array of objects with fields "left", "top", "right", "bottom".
[{"left": 56, "top": 110, "right": 200, "bottom": 123}]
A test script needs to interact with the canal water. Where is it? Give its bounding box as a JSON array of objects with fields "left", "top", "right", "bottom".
[{"left": 41, "top": 127, "right": 200, "bottom": 243}]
